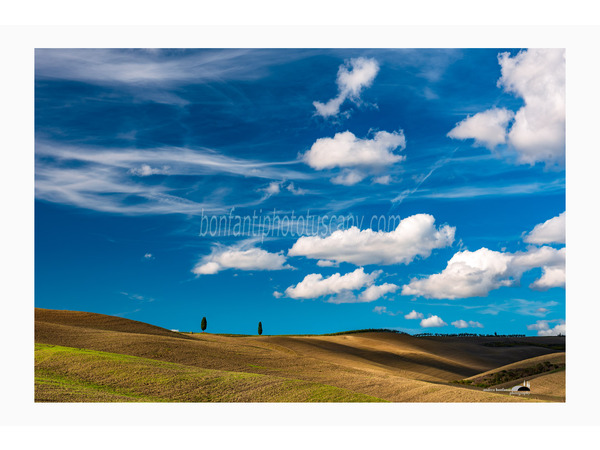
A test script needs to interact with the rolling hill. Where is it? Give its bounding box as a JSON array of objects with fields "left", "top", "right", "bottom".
[{"left": 35, "top": 308, "right": 565, "bottom": 402}]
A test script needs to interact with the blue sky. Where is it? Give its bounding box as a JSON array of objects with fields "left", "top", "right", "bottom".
[{"left": 35, "top": 48, "right": 565, "bottom": 336}]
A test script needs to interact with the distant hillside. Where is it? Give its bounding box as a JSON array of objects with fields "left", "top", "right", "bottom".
[
  {"left": 35, "top": 308, "right": 565, "bottom": 403},
  {"left": 35, "top": 308, "right": 190, "bottom": 339}
]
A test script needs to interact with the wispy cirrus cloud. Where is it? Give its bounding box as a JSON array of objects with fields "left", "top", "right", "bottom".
[
  {"left": 479, "top": 299, "right": 559, "bottom": 317},
  {"left": 35, "top": 141, "right": 309, "bottom": 215},
  {"left": 411, "top": 179, "right": 565, "bottom": 200},
  {"left": 37, "top": 142, "right": 306, "bottom": 180},
  {"left": 36, "top": 49, "right": 305, "bottom": 106},
  {"left": 120, "top": 292, "right": 155, "bottom": 303},
  {"left": 36, "top": 49, "right": 306, "bottom": 85}
]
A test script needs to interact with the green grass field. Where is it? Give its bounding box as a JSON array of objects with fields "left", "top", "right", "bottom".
[{"left": 35, "top": 343, "right": 387, "bottom": 402}]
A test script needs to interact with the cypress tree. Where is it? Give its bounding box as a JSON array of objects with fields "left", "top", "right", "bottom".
[
  {"left": 201, "top": 316, "right": 207, "bottom": 332},
  {"left": 258, "top": 321, "right": 263, "bottom": 336}
]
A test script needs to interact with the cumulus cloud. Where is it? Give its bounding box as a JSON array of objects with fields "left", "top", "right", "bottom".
[
  {"left": 261, "top": 181, "right": 307, "bottom": 197},
  {"left": 447, "top": 108, "right": 514, "bottom": 149},
  {"left": 272, "top": 291, "right": 283, "bottom": 298},
  {"left": 420, "top": 315, "right": 447, "bottom": 328},
  {"left": 192, "top": 245, "right": 291, "bottom": 275},
  {"left": 499, "top": 49, "right": 565, "bottom": 166},
  {"left": 372, "top": 175, "right": 391, "bottom": 185},
  {"left": 448, "top": 49, "right": 565, "bottom": 167},
  {"left": 129, "top": 164, "right": 170, "bottom": 176},
  {"left": 284, "top": 267, "right": 380, "bottom": 300},
  {"left": 263, "top": 181, "right": 281, "bottom": 196},
  {"left": 373, "top": 306, "right": 388, "bottom": 314},
  {"left": 289, "top": 214, "right": 455, "bottom": 266},
  {"left": 303, "top": 130, "right": 406, "bottom": 185},
  {"left": 527, "top": 319, "right": 565, "bottom": 336},
  {"left": 313, "top": 57, "right": 379, "bottom": 118},
  {"left": 316, "top": 260, "right": 339, "bottom": 268},
  {"left": 524, "top": 212, "right": 565, "bottom": 244},
  {"left": 451, "top": 320, "right": 484, "bottom": 329},
  {"left": 513, "top": 246, "right": 566, "bottom": 290},
  {"left": 359, "top": 283, "right": 399, "bottom": 302},
  {"left": 404, "top": 310, "right": 424, "bottom": 320},
  {"left": 373, "top": 306, "right": 401, "bottom": 316},
  {"left": 402, "top": 246, "right": 565, "bottom": 299},
  {"left": 530, "top": 266, "right": 566, "bottom": 290},
  {"left": 331, "top": 169, "right": 367, "bottom": 186},
  {"left": 286, "top": 182, "right": 307, "bottom": 195}
]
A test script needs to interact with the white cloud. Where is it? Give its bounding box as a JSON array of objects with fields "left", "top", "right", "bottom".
[
  {"left": 36, "top": 49, "right": 300, "bottom": 107},
  {"left": 448, "top": 49, "right": 565, "bottom": 167},
  {"left": 265, "top": 181, "right": 281, "bottom": 195},
  {"left": 143, "top": 253, "right": 154, "bottom": 260},
  {"left": 514, "top": 300, "right": 557, "bottom": 317},
  {"left": 316, "top": 260, "right": 339, "bottom": 268},
  {"left": 447, "top": 108, "right": 514, "bottom": 149},
  {"left": 331, "top": 169, "right": 367, "bottom": 186},
  {"left": 451, "top": 320, "right": 468, "bottom": 329},
  {"left": 530, "top": 266, "right": 566, "bottom": 290},
  {"left": 451, "top": 320, "right": 484, "bottom": 329},
  {"left": 313, "top": 57, "right": 379, "bottom": 118},
  {"left": 289, "top": 213, "right": 455, "bottom": 266},
  {"left": 499, "top": 49, "right": 565, "bottom": 166},
  {"left": 372, "top": 175, "right": 391, "bottom": 185},
  {"left": 129, "top": 164, "right": 170, "bottom": 176},
  {"left": 358, "top": 283, "right": 399, "bottom": 302},
  {"left": 402, "top": 246, "right": 565, "bottom": 299},
  {"left": 286, "top": 182, "right": 307, "bottom": 195},
  {"left": 412, "top": 179, "right": 565, "bottom": 200},
  {"left": 36, "top": 141, "right": 310, "bottom": 216},
  {"left": 479, "top": 299, "right": 558, "bottom": 317},
  {"left": 404, "top": 310, "right": 424, "bottom": 320},
  {"left": 512, "top": 246, "right": 566, "bottom": 290},
  {"left": 527, "top": 319, "right": 565, "bottom": 336},
  {"left": 284, "top": 267, "right": 379, "bottom": 300},
  {"left": 272, "top": 291, "right": 283, "bottom": 298},
  {"left": 524, "top": 212, "right": 565, "bottom": 244},
  {"left": 373, "top": 306, "right": 401, "bottom": 316},
  {"left": 303, "top": 130, "right": 406, "bottom": 185},
  {"left": 420, "top": 315, "right": 447, "bottom": 328},
  {"left": 305, "top": 130, "right": 405, "bottom": 170},
  {"left": 121, "top": 292, "right": 155, "bottom": 303},
  {"left": 192, "top": 245, "right": 291, "bottom": 275},
  {"left": 261, "top": 181, "right": 308, "bottom": 197}
]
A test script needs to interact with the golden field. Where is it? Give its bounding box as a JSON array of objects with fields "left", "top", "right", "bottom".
[{"left": 35, "top": 308, "right": 565, "bottom": 402}]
